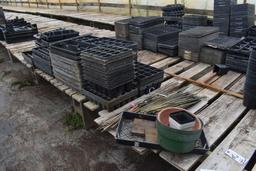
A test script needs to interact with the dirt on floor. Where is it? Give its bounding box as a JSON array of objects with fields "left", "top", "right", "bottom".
[{"left": 0, "top": 48, "right": 177, "bottom": 171}]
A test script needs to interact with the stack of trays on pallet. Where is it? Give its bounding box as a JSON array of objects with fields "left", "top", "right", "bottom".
[
  {"left": 22, "top": 51, "right": 33, "bottom": 65},
  {"left": 230, "top": 3, "right": 255, "bottom": 37},
  {"left": 35, "top": 28, "right": 79, "bottom": 47},
  {"left": 81, "top": 45, "right": 134, "bottom": 89},
  {"left": 32, "top": 47, "right": 53, "bottom": 75},
  {"left": 179, "top": 26, "right": 219, "bottom": 62},
  {"left": 226, "top": 38, "right": 256, "bottom": 73},
  {"left": 182, "top": 15, "right": 208, "bottom": 31},
  {"left": 247, "top": 26, "right": 256, "bottom": 39},
  {"left": 143, "top": 25, "right": 179, "bottom": 53},
  {"left": 213, "top": 0, "right": 237, "bottom": 35},
  {"left": 115, "top": 18, "right": 131, "bottom": 40},
  {"left": 129, "top": 17, "right": 164, "bottom": 49},
  {"left": 200, "top": 36, "right": 241, "bottom": 64},
  {"left": 81, "top": 45, "right": 137, "bottom": 111},
  {"left": 164, "top": 16, "right": 182, "bottom": 29},
  {"left": 3, "top": 21, "right": 38, "bottom": 44},
  {"left": 30, "top": 29, "right": 79, "bottom": 76},
  {"left": 162, "top": 4, "right": 185, "bottom": 17},
  {"left": 50, "top": 35, "right": 95, "bottom": 90},
  {"left": 135, "top": 62, "right": 164, "bottom": 96},
  {"left": 158, "top": 40, "right": 178, "bottom": 57}
]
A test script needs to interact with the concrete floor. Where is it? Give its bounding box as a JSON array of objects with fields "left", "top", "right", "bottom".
[{"left": 0, "top": 48, "right": 177, "bottom": 171}]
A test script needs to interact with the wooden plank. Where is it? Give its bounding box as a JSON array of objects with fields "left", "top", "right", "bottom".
[
  {"left": 159, "top": 78, "right": 247, "bottom": 171},
  {"left": 83, "top": 101, "right": 100, "bottom": 112},
  {"left": 65, "top": 89, "right": 77, "bottom": 96},
  {"left": 72, "top": 93, "right": 86, "bottom": 103},
  {"left": 150, "top": 57, "right": 180, "bottom": 70},
  {"left": 195, "top": 110, "right": 256, "bottom": 171},
  {"left": 137, "top": 50, "right": 167, "bottom": 65}
]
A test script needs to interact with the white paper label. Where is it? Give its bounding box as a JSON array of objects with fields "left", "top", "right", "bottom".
[{"left": 225, "top": 149, "right": 249, "bottom": 166}]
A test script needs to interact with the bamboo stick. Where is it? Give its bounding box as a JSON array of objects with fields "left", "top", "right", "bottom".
[{"left": 167, "top": 72, "right": 244, "bottom": 99}]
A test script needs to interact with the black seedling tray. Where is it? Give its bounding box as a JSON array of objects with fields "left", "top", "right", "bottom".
[
  {"left": 115, "top": 18, "right": 131, "bottom": 38},
  {"left": 158, "top": 40, "right": 178, "bottom": 56},
  {"left": 35, "top": 28, "right": 79, "bottom": 47},
  {"left": 97, "top": 37, "right": 138, "bottom": 51},
  {"left": 81, "top": 86, "right": 138, "bottom": 111},
  {"left": 204, "top": 36, "right": 241, "bottom": 50},
  {"left": 116, "top": 112, "right": 209, "bottom": 154},
  {"left": 22, "top": 51, "right": 34, "bottom": 65},
  {"left": 135, "top": 62, "right": 164, "bottom": 95},
  {"left": 129, "top": 16, "right": 164, "bottom": 28}
]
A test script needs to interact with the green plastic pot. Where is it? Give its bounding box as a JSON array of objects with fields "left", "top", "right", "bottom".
[{"left": 156, "top": 107, "right": 203, "bottom": 153}]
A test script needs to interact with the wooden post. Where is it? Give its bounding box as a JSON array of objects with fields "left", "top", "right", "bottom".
[
  {"left": 75, "top": 0, "right": 79, "bottom": 11},
  {"left": 21, "top": 0, "right": 23, "bottom": 6},
  {"left": 98, "top": 0, "right": 101, "bottom": 13},
  {"left": 28, "top": 0, "right": 30, "bottom": 7},
  {"left": 36, "top": 0, "right": 39, "bottom": 8},
  {"left": 175, "top": 0, "right": 177, "bottom": 4},
  {"left": 14, "top": 0, "right": 17, "bottom": 6},
  {"left": 243, "top": 0, "right": 247, "bottom": 3},
  {"left": 58, "top": 0, "right": 62, "bottom": 9},
  {"left": 46, "top": 0, "right": 49, "bottom": 8},
  {"left": 128, "top": 0, "right": 132, "bottom": 16}
]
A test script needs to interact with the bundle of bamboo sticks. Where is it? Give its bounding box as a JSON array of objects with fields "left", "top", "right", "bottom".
[{"left": 98, "top": 88, "right": 202, "bottom": 132}]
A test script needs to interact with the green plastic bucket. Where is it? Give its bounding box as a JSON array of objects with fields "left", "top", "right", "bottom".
[{"left": 156, "top": 107, "right": 203, "bottom": 153}]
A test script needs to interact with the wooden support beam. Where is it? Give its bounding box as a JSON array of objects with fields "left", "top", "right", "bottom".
[
  {"left": 128, "top": 0, "right": 132, "bottom": 16},
  {"left": 58, "top": 0, "right": 62, "bottom": 9},
  {"left": 98, "top": 0, "right": 101, "bottom": 12}
]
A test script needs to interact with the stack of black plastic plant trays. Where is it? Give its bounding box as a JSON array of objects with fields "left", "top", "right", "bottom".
[
  {"left": 143, "top": 25, "right": 179, "bottom": 54},
  {"left": 31, "top": 29, "right": 79, "bottom": 76},
  {"left": 243, "top": 46, "right": 256, "bottom": 109},
  {"left": 247, "top": 26, "right": 256, "bottom": 39},
  {"left": 226, "top": 38, "right": 256, "bottom": 73},
  {"left": 182, "top": 15, "right": 208, "bottom": 31},
  {"left": 135, "top": 62, "right": 164, "bottom": 96},
  {"left": 200, "top": 36, "right": 241, "bottom": 64},
  {"left": 115, "top": 18, "right": 131, "bottom": 40},
  {"left": 3, "top": 18, "right": 38, "bottom": 44},
  {"left": 213, "top": 0, "right": 237, "bottom": 35},
  {"left": 230, "top": 3, "right": 255, "bottom": 37},
  {"left": 129, "top": 16, "right": 164, "bottom": 49},
  {"left": 162, "top": 4, "right": 184, "bottom": 29},
  {"left": 81, "top": 45, "right": 137, "bottom": 111},
  {"left": 50, "top": 35, "right": 97, "bottom": 90},
  {"left": 179, "top": 26, "right": 219, "bottom": 62}
]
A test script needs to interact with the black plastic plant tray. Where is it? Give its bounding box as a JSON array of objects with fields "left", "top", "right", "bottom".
[
  {"left": 33, "top": 54, "right": 53, "bottom": 75},
  {"left": 203, "top": 36, "right": 241, "bottom": 50},
  {"left": 38, "top": 29, "right": 79, "bottom": 42},
  {"left": 80, "top": 45, "right": 133, "bottom": 64},
  {"left": 129, "top": 33, "right": 143, "bottom": 50},
  {"left": 97, "top": 37, "right": 138, "bottom": 51},
  {"left": 230, "top": 3, "right": 255, "bottom": 16},
  {"left": 116, "top": 112, "right": 209, "bottom": 154},
  {"left": 226, "top": 53, "right": 249, "bottom": 73},
  {"left": 4, "top": 33, "right": 36, "bottom": 44},
  {"left": 162, "top": 4, "right": 185, "bottom": 12},
  {"left": 115, "top": 18, "right": 131, "bottom": 38},
  {"left": 158, "top": 40, "right": 178, "bottom": 56},
  {"left": 143, "top": 25, "right": 179, "bottom": 41},
  {"left": 247, "top": 26, "right": 256, "bottom": 39},
  {"left": 182, "top": 15, "right": 208, "bottom": 26},
  {"left": 82, "top": 85, "right": 138, "bottom": 111},
  {"left": 83, "top": 80, "right": 137, "bottom": 99},
  {"left": 22, "top": 51, "right": 34, "bottom": 65},
  {"left": 135, "top": 62, "right": 164, "bottom": 94},
  {"left": 32, "top": 47, "right": 50, "bottom": 61},
  {"left": 50, "top": 41, "right": 94, "bottom": 61},
  {"left": 129, "top": 16, "right": 164, "bottom": 28}
]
